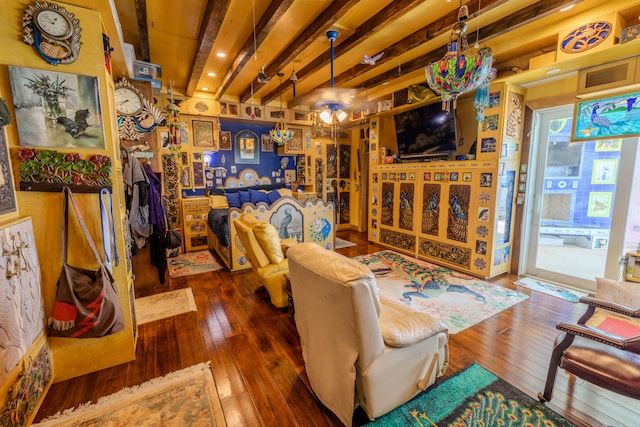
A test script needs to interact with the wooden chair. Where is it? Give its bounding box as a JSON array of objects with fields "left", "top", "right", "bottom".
[{"left": 539, "top": 296, "right": 640, "bottom": 403}]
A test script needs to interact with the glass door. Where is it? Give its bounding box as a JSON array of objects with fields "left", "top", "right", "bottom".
[{"left": 522, "top": 106, "right": 638, "bottom": 292}]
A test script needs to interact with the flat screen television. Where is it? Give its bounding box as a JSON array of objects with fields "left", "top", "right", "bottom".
[{"left": 394, "top": 102, "right": 457, "bottom": 160}]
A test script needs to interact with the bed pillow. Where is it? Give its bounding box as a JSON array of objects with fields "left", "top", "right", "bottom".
[
  {"left": 226, "top": 192, "right": 242, "bottom": 209},
  {"left": 249, "top": 189, "right": 269, "bottom": 204},
  {"left": 266, "top": 190, "right": 281, "bottom": 204},
  {"left": 278, "top": 188, "right": 293, "bottom": 197},
  {"left": 238, "top": 190, "right": 251, "bottom": 205},
  {"left": 209, "top": 195, "right": 229, "bottom": 209},
  {"left": 253, "top": 222, "right": 285, "bottom": 264}
]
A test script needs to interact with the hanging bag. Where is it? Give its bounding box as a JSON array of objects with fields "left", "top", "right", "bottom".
[
  {"left": 163, "top": 198, "right": 182, "bottom": 250},
  {"left": 49, "top": 187, "right": 124, "bottom": 338}
]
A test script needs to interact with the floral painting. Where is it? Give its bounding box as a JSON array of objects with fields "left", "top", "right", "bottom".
[{"left": 9, "top": 66, "right": 105, "bottom": 148}]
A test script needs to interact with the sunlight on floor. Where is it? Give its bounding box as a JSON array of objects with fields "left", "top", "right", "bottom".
[{"left": 536, "top": 244, "right": 606, "bottom": 282}]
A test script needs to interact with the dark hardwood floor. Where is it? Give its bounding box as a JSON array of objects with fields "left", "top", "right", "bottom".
[{"left": 34, "top": 230, "right": 638, "bottom": 426}]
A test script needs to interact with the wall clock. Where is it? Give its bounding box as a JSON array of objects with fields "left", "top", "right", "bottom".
[
  {"left": 23, "top": 0, "right": 82, "bottom": 65},
  {"left": 115, "top": 78, "right": 165, "bottom": 141}
]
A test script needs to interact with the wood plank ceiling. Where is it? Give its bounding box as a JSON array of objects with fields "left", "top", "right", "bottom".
[{"left": 113, "top": 0, "right": 640, "bottom": 110}]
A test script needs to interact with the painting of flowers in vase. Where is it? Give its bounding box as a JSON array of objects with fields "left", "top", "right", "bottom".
[{"left": 8, "top": 66, "right": 105, "bottom": 149}]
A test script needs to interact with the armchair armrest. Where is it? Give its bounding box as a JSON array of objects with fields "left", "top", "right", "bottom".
[
  {"left": 380, "top": 312, "right": 448, "bottom": 347},
  {"left": 556, "top": 322, "right": 640, "bottom": 354},
  {"left": 579, "top": 296, "right": 640, "bottom": 318}
]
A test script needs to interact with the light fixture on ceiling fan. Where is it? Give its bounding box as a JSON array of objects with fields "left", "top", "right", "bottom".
[{"left": 315, "top": 30, "right": 358, "bottom": 125}]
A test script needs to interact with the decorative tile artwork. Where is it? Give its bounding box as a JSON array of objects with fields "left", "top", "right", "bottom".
[
  {"left": 0, "top": 217, "right": 44, "bottom": 385},
  {"left": 418, "top": 237, "right": 471, "bottom": 268}
]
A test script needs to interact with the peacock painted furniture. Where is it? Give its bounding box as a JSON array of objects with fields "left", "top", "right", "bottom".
[{"left": 206, "top": 168, "right": 336, "bottom": 272}]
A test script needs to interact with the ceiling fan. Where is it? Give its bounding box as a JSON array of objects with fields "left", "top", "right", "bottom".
[{"left": 309, "top": 30, "right": 362, "bottom": 125}]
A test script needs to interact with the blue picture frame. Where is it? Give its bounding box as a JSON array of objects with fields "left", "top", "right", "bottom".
[{"left": 572, "top": 90, "right": 640, "bottom": 141}]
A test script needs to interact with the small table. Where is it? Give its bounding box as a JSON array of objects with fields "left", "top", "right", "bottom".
[{"left": 284, "top": 274, "right": 294, "bottom": 318}]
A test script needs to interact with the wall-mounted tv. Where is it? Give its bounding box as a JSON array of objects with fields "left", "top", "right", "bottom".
[{"left": 394, "top": 102, "right": 457, "bottom": 160}]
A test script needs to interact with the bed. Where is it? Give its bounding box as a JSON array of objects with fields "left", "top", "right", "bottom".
[{"left": 206, "top": 168, "right": 336, "bottom": 271}]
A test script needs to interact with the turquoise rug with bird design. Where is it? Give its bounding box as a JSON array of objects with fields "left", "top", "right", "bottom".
[
  {"left": 362, "top": 363, "right": 576, "bottom": 426},
  {"left": 353, "top": 251, "right": 528, "bottom": 334}
]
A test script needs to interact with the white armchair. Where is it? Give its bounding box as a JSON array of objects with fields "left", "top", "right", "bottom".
[{"left": 287, "top": 242, "right": 449, "bottom": 425}]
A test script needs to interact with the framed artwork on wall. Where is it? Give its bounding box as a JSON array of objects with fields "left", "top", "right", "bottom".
[
  {"left": 241, "top": 104, "right": 263, "bottom": 119},
  {"left": 234, "top": 130, "right": 260, "bottom": 164},
  {"left": 261, "top": 134, "right": 273, "bottom": 152},
  {"left": 8, "top": 65, "right": 105, "bottom": 148},
  {"left": 190, "top": 117, "right": 217, "bottom": 149},
  {"left": 573, "top": 90, "right": 640, "bottom": 141},
  {"left": 277, "top": 127, "right": 303, "bottom": 154},
  {"left": 192, "top": 152, "right": 205, "bottom": 188},
  {"left": 219, "top": 130, "right": 232, "bottom": 150},
  {"left": 0, "top": 128, "right": 17, "bottom": 215}
]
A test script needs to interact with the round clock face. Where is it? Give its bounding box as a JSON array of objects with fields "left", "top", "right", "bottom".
[
  {"left": 34, "top": 9, "right": 72, "bottom": 39},
  {"left": 115, "top": 87, "right": 143, "bottom": 115}
]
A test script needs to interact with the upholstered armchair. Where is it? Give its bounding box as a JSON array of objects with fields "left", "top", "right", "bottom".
[
  {"left": 287, "top": 242, "right": 449, "bottom": 425},
  {"left": 233, "top": 213, "right": 296, "bottom": 308},
  {"left": 539, "top": 285, "right": 640, "bottom": 403}
]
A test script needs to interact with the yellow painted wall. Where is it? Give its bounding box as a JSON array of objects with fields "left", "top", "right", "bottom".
[{"left": 0, "top": 1, "right": 136, "bottom": 381}]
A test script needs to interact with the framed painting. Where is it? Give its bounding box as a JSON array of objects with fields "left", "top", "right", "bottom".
[
  {"left": 241, "top": 104, "right": 264, "bottom": 120},
  {"left": 291, "top": 110, "right": 312, "bottom": 125},
  {"left": 234, "top": 130, "right": 260, "bottom": 164},
  {"left": 591, "top": 159, "right": 618, "bottom": 184},
  {"left": 190, "top": 117, "right": 216, "bottom": 149},
  {"left": 261, "top": 134, "right": 273, "bottom": 152},
  {"left": 9, "top": 65, "right": 105, "bottom": 148},
  {"left": 192, "top": 152, "right": 205, "bottom": 188},
  {"left": 587, "top": 192, "right": 612, "bottom": 217},
  {"left": 0, "top": 128, "right": 17, "bottom": 215},
  {"left": 288, "top": 128, "right": 303, "bottom": 153},
  {"left": 573, "top": 90, "right": 640, "bottom": 141},
  {"left": 219, "top": 130, "right": 232, "bottom": 150}
]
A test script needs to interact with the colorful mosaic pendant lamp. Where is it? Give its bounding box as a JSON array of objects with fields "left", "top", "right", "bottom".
[
  {"left": 425, "top": 2, "right": 494, "bottom": 113},
  {"left": 270, "top": 72, "right": 294, "bottom": 146}
]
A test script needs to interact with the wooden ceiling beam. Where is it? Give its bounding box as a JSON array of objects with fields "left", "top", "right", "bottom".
[
  {"left": 261, "top": 0, "right": 426, "bottom": 105},
  {"left": 186, "top": 0, "right": 232, "bottom": 97},
  {"left": 214, "top": 0, "right": 294, "bottom": 100},
  {"left": 134, "top": 0, "right": 150, "bottom": 62},
  {"left": 325, "top": 0, "right": 507, "bottom": 92},
  {"left": 345, "top": 0, "right": 583, "bottom": 100},
  {"left": 238, "top": 0, "right": 360, "bottom": 104}
]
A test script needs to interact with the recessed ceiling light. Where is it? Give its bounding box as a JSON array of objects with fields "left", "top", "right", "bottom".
[
  {"left": 546, "top": 68, "right": 561, "bottom": 75},
  {"left": 201, "top": 87, "right": 209, "bottom": 91},
  {"left": 382, "top": 81, "right": 389, "bottom": 85},
  {"left": 559, "top": 4, "right": 574, "bottom": 12},
  {"left": 207, "top": 72, "right": 216, "bottom": 77},
  {"left": 216, "top": 52, "right": 226, "bottom": 58}
]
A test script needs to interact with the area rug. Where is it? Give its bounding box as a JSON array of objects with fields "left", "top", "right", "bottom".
[
  {"left": 514, "top": 277, "right": 587, "bottom": 303},
  {"left": 135, "top": 288, "right": 197, "bottom": 325},
  {"left": 335, "top": 237, "right": 356, "bottom": 249},
  {"left": 167, "top": 250, "right": 223, "bottom": 278},
  {"left": 354, "top": 251, "right": 528, "bottom": 334},
  {"left": 365, "top": 363, "right": 576, "bottom": 426},
  {"left": 34, "top": 363, "right": 227, "bottom": 426}
]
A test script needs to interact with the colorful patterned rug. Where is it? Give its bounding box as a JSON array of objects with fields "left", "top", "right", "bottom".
[
  {"left": 354, "top": 251, "right": 528, "bottom": 334},
  {"left": 514, "top": 277, "right": 587, "bottom": 303},
  {"left": 135, "top": 288, "right": 197, "bottom": 325},
  {"left": 335, "top": 237, "right": 356, "bottom": 249},
  {"left": 364, "top": 363, "right": 576, "bottom": 426},
  {"left": 168, "top": 250, "right": 223, "bottom": 278},
  {"left": 34, "top": 363, "right": 226, "bottom": 426}
]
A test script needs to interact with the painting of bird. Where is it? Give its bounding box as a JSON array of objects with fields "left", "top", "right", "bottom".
[
  {"left": 360, "top": 52, "right": 384, "bottom": 65},
  {"left": 57, "top": 109, "right": 91, "bottom": 138},
  {"left": 447, "top": 186, "right": 471, "bottom": 243},
  {"left": 279, "top": 208, "right": 293, "bottom": 239}
]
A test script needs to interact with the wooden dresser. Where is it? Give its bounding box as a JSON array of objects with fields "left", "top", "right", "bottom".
[{"left": 181, "top": 197, "right": 210, "bottom": 252}]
